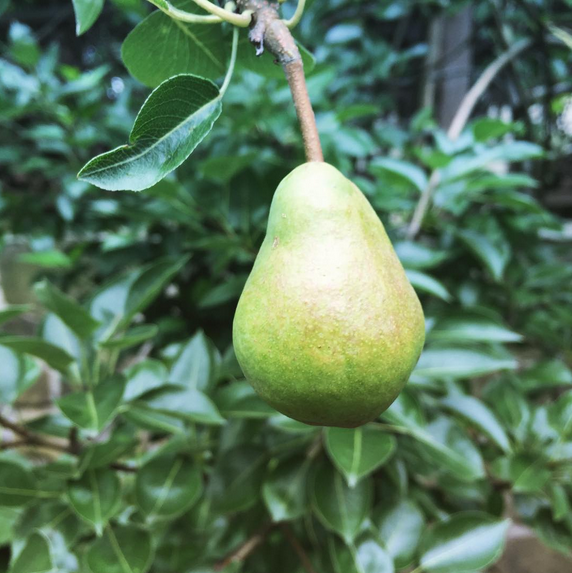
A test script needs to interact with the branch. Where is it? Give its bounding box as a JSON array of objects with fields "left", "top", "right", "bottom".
[
  {"left": 237, "top": 0, "right": 323, "bottom": 162},
  {"left": 280, "top": 523, "right": 318, "bottom": 573},
  {"left": 406, "top": 37, "right": 533, "bottom": 239},
  {"left": 214, "top": 522, "right": 274, "bottom": 571}
]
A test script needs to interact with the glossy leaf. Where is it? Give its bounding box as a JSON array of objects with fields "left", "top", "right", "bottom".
[
  {"left": 369, "top": 157, "right": 428, "bottom": 191},
  {"left": 86, "top": 525, "right": 153, "bottom": 573},
  {"left": 169, "top": 330, "right": 215, "bottom": 391},
  {"left": 67, "top": 468, "right": 121, "bottom": 534},
  {"left": 136, "top": 454, "right": 203, "bottom": 518},
  {"left": 34, "top": 279, "right": 100, "bottom": 339},
  {"left": 311, "top": 462, "right": 372, "bottom": 543},
  {"left": 457, "top": 230, "right": 510, "bottom": 282},
  {"left": 0, "top": 461, "right": 42, "bottom": 507},
  {"left": 0, "top": 336, "right": 74, "bottom": 373},
  {"left": 0, "top": 346, "right": 39, "bottom": 404},
  {"left": 419, "top": 512, "right": 510, "bottom": 573},
  {"left": 99, "top": 324, "right": 158, "bottom": 350},
  {"left": 79, "top": 75, "right": 222, "bottom": 191},
  {"left": 429, "top": 315, "right": 522, "bottom": 343},
  {"left": 71, "top": 0, "right": 104, "bottom": 35},
  {"left": 406, "top": 270, "right": 452, "bottom": 301},
  {"left": 325, "top": 426, "right": 396, "bottom": 487},
  {"left": 215, "top": 380, "right": 278, "bottom": 419},
  {"left": 10, "top": 531, "right": 53, "bottom": 573},
  {"left": 123, "top": 359, "right": 169, "bottom": 402}
]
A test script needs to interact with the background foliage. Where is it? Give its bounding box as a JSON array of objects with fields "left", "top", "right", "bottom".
[{"left": 1, "top": 0, "right": 572, "bottom": 572}]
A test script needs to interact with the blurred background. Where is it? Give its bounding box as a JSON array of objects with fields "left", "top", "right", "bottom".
[{"left": 1, "top": 0, "right": 572, "bottom": 572}]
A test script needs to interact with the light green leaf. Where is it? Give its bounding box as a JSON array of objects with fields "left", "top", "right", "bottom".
[
  {"left": 369, "top": 157, "right": 428, "bottom": 192},
  {"left": 169, "top": 330, "right": 215, "bottom": 391},
  {"left": 406, "top": 270, "right": 452, "bottom": 301},
  {"left": 123, "top": 403, "right": 185, "bottom": 434},
  {"left": 71, "top": 0, "right": 105, "bottom": 35},
  {"left": 79, "top": 75, "right": 222, "bottom": 191},
  {"left": 394, "top": 242, "right": 448, "bottom": 270},
  {"left": 0, "top": 347, "right": 39, "bottom": 404},
  {"left": 0, "top": 336, "right": 75, "bottom": 373},
  {"left": 56, "top": 375, "right": 126, "bottom": 433},
  {"left": 419, "top": 512, "right": 510, "bottom": 573},
  {"left": 34, "top": 280, "right": 100, "bottom": 339},
  {"left": 86, "top": 525, "right": 153, "bottom": 573},
  {"left": 136, "top": 454, "right": 202, "bottom": 519},
  {"left": 215, "top": 381, "right": 278, "bottom": 419},
  {"left": 123, "top": 359, "right": 169, "bottom": 402},
  {"left": 10, "top": 531, "right": 53, "bottom": 573},
  {"left": 377, "top": 498, "right": 424, "bottom": 569},
  {"left": 122, "top": 1, "right": 228, "bottom": 87},
  {"left": 325, "top": 426, "right": 396, "bottom": 487},
  {"left": 441, "top": 394, "right": 511, "bottom": 452},
  {"left": 67, "top": 468, "right": 121, "bottom": 535},
  {"left": 311, "top": 462, "right": 372, "bottom": 543},
  {"left": 429, "top": 315, "right": 522, "bottom": 343}
]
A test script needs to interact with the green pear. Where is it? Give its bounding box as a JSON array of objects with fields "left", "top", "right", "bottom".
[{"left": 233, "top": 162, "right": 425, "bottom": 427}]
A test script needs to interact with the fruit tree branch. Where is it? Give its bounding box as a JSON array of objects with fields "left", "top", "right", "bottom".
[{"left": 237, "top": 0, "right": 323, "bottom": 162}]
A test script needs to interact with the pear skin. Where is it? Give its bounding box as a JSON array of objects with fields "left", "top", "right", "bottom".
[{"left": 233, "top": 162, "right": 425, "bottom": 427}]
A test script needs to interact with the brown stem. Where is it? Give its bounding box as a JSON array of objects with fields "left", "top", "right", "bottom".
[
  {"left": 279, "top": 523, "right": 318, "bottom": 573},
  {"left": 237, "top": 0, "right": 323, "bottom": 163},
  {"left": 214, "top": 522, "right": 274, "bottom": 571},
  {"left": 0, "top": 413, "right": 31, "bottom": 438}
]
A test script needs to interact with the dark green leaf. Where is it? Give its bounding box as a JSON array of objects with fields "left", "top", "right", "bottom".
[
  {"left": 10, "top": 531, "right": 53, "bottom": 573},
  {"left": 0, "top": 336, "right": 75, "bottom": 373},
  {"left": 0, "top": 305, "right": 30, "bottom": 327},
  {"left": 0, "top": 461, "right": 43, "bottom": 507},
  {"left": 71, "top": 0, "right": 105, "bottom": 35},
  {"left": 98, "top": 324, "right": 158, "bottom": 350},
  {"left": 79, "top": 75, "right": 222, "bottom": 191}
]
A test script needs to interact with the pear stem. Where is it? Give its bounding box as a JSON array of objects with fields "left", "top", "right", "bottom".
[{"left": 237, "top": 0, "right": 324, "bottom": 162}]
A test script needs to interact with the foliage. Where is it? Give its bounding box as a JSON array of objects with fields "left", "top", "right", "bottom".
[{"left": 1, "top": 0, "right": 572, "bottom": 572}]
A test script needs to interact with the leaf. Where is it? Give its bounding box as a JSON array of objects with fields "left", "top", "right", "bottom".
[
  {"left": 352, "top": 538, "right": 395, "bottom": 573},
  {"left": 377, "top": 499, "right": 425, "bottom": 569},
  {"left": 209, "top": 446, "right": 266, "bottom": 512},
  {"left": 0, "top": 336, "right": 75, "bottom": 373},
  {"left": 325, "top": 426, "right": 396, "bottom": 487},
  {"left": 123, "top": 359, "right": 169, "bottom": 402},
  {"left": 457, "top": 230, "right": 510, "bottom": 282},
  {"left": 415, "top": 347, "right": 517, "bottom": 379},
  {"left": 262, "top": 457, "right": 310, "bottom": 522},
  {"left": 67, "top": 468, "right": 121, "bottom": 534},
  {"left": 56, "top": 375, "right": 126, "bottom": 433},
  {"left": 122, "top": 2, "right": 228, "bottom": 87},
  {"left": 99, "top": 325, "right": 158, "bottom": 350},
  {"left": 406, "top": 270, "right": 452, "bottom": 302},
  {"left": 394, "top": 242, "right": 448, "bottom": 270},
  {"left": 78, "top": 74, "right": 222, "bottom": 191},
  {"left": 34, "top": 280, "right": 100, "bottom": 339},
  {"left": 123, "top": 403, "right": 185, "bottom": 434},
  {"left": 10, "top": 531, "right": 53, "bottom": 573},
  {"left": 0, "top": 347, "right": 39, "bottom": 404},
  {"left": 136, "top": 454, "right": 203, "bottom": 519},
  {"left": 419, "top": 512, "right": 510, "bottom": 573},
  {"left": 79, "top": 432, "right": 138, "bottom": 470},
  {"left": 369, "top": 157, "right": 428, "bottom": 192},
  {"left": 441, "top": 394, "right": 511, "bottom": 453},
  {"left": 429, "top": 315, "right": 522, "bottom": 343},
  {"left": 0, "top": 461, "right": 43, "bottom": 507},
  {"left": 169, "top": 330, "right": 215, "bottom": 391},
  {"left": 520, "top": 359, "right": 572, "bottom": 392},
  {"left": 71, "top": 0, "right": 105, "bottom": 35},
  {"left": 139, "top": 385, "right": 224, "bottom": 425},
  {"left": 215, "top": 381, "right": 278, "bottom": 419},
  {"left": 311, "top": 462, "right": 372, "bottom": 543},
  {"left": 18, "top": 250, "right": 72, "bottom": 268},
  {"left": 0, "top": 305, "right": 30, "bottom": 327},
  {"left": 86, "top": 525, "right": 153, "bottom": 573},
  {"left": 550, "top": 24, "right": 572, "bottom": 49}
]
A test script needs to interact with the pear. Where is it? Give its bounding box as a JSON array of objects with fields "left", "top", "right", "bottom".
[{"left": 233, "top": 162, "right": 425, "bottom": 428}]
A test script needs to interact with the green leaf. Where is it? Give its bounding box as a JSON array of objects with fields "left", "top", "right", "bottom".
[
  {"left": 215, "top": 381, "right": 278, "bottom": 419},
  {"left": 56, "top": 375, "right": 126, "bottom": 433},
  {"left": 169, "top": 330, "right": 215, "bottom": 391},
  {"left": 377, "top": 498, "right": 424, "bottom": 569},
  {"left": 415, "top": 347, "right": 517, "bottom": 379},
  {"left": 419, "top": 512, "right": 510, "bottom": 573},
  {"left": 79, "top": 432, "right": 138, "bottom": 470},
  {"left": 99, "top": 324, "right": 158, "bottom": 350},
  {"left": 10, "top": 531, "right": 53, "bottom": 573},
  {"left": 520, "top": 359, "right": 572, "bottom": 392},
  {"left": 67, "top": 468, "right": 121, "bottom": 535},
  {"left": 262, "top": 457, "right": 310, "bottom": 522},
  {"left": 429, "top": 315, "right": 522, "bottom": 343},
  {"left": 124, "top": 403, "right": 185, "bottom": 434},
  {"left": 124, "top": 359, "right": 169, "bottom": 401},
  {"left": 406, "top": 270, "right": 452, "bottom": 302},
  {"left": 0, "top": 336, "right": 75, "bottom": 373},
  {"left": 209, "top": 446, "right": 266, "bottom": 512},
  {"left": 0, "top": 305, "right": 30, "bottom": 327},
  {"left": 325, "top": 426, "right": 396, "bottom": 487},
  {"left": 139, "top": 385, "right": 224, "bottom": 425},
  {"left": 18, "top": 250, "right": 72, "bottom": 269},
  {"left": 71, "top": 0, "right": 105, "bottom": 35},
  {"left": 369, "top": 157, "right": 428, "bottom": 192},
  {"left": 78, "top": 74, "right": 222, "bottom": 191},
  {"left": 0, "top": 461, "right": 44, "bottom": 507},
  {"left": 0, "top": 507, "right": 18, "bottom": 545},
  {"left": 394, "top": 242, "right": 448, "bottom": 270},
  {"left": 311, "top": 462, "right": 372, "bottom": 543},
  {"left": 136, "top": 454, "right": 202, "bottom": 519},
  {"left": 352, "top": 538, "right": 395, "bottom": 573},
  {"left": 506, "top": 455, "right": 551, "bottom": 493},
  {"left": 457, "top": 230, "right": 510, "bottom": 282},
  {"left": 440, "top": 394, "right": 512, "bottom": 453},
  {"left": 122, "top": 2, "right": 228, "bottom": 87},
  {"left": 86, "top": 525, "right": 153, "bottom": 573},
  {"left": 34, "top": 280, "right": 100, "bottom": 339},
  {"left": 0, "top": 347, "right": 39, "bottom": 404}
]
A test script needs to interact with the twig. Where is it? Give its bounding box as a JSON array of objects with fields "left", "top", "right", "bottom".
[
  {"left": 0, "top": 413, "right": 30, "bottom": 438},
  {"left": 280, "top": 523, "right": 317, "bottom": 573},
  {"left": 406, "top": 38, "right": 533, "bottom": 239},
  {"left": 148, "top": 0, "right": 252, "bottom": 26},
  {"left": 283, "top": 0, "right": 306, "bottom": 29},
  {"left": 214, "top": 522, "right": 274, "bottom": 571},
  {"left": 237, "top": 0, "right": 323, "bottom": 162}
]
